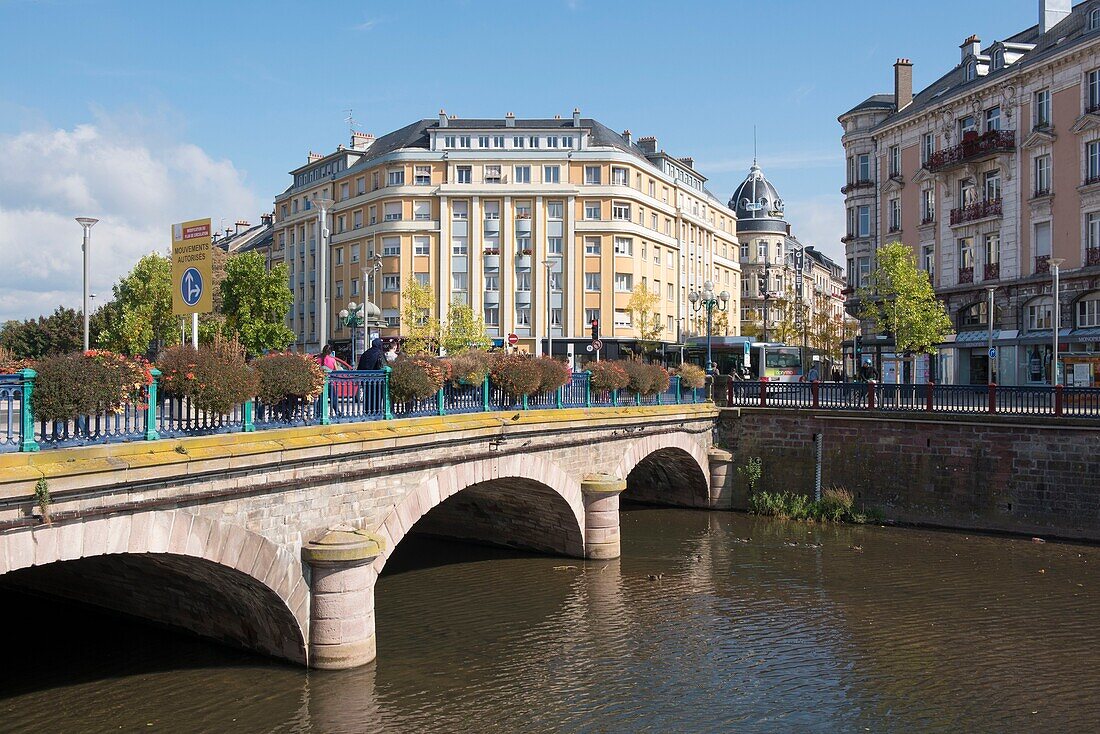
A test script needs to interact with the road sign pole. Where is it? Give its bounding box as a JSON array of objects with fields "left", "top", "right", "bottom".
[{"left": 191, "top": 313, "right": 198, "bottom": 349}]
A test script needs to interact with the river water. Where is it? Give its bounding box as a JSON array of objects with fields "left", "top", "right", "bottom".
[{"left": 3, "top": 508, "right": 1099, "bottom": 733}]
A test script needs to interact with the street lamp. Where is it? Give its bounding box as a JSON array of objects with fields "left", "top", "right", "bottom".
[
  {"left": 363, "top": 253, "right": 383, "bottom": 353},
  {"left": 315, "top": 196, "right": 334, "bottom": 351},
  {"left": 75, "top": 217, "right": 98, "bottom": 351},
  {"left": 543, "top": 259, "right": 556, "bottom": 359},
  {"left": 339, "top": 301, "right": 365, "bottom": 362},
  {"left": 985, "top": 286, "right": 996, "bottom": 384},
  {"left": 688, "top": 280, "right": 730, "bottom": 375},
  {"left": 1050, "top": 257, "right": 1065, "bottom": 385}
]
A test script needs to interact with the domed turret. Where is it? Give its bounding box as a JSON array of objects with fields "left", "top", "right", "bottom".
[{"left": 729, "top": 163, "right": 787, "bottom": 234}]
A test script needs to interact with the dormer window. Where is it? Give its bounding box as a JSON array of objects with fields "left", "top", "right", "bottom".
[
  {"left": 965, "top": 62, "right": 977, "bottom": 81},
  {"left": 992, "top": 49, "right": 1004, "bottom": 70},
  {"left": 1090, "top": 7, "right": 1100, "bottom": 31}
]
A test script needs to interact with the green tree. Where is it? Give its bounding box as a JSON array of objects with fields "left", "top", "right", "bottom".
[
  {"left": 0, "top": 306, "right": 84, "bottom": 358},
  {"left": 400, "top": 278, "right": 439, "bottom": 354},
  {"left": 220, "top": 251, "right": 295, "bottom": 356},
  {"left": 627, "top": 283, "right": 663, "bottom": 351},
  {"left": 859, "top": 242, "right": 952, "bottom": 354},
  {"left": 440, "top": 302, "right": 491, "bottom": 355},
  {"left": 100, "top": 253, "right": 176, "bottom": 355}
]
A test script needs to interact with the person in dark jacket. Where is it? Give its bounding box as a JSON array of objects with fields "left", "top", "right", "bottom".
[{"left": 357, "top": 338, "right": 386, "bottom": 370}]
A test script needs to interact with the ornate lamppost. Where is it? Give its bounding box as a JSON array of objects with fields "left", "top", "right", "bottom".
[
  {"left": 339, "top": 301, "right": 365, "bottom": 362},
  {"left": 687, "top": 280, "right": 730, "bottom": 375}
]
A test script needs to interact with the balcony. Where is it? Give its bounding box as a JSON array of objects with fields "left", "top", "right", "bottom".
[
  {"left": 1088, "top": 247, "right": 1100, "bottom": 267},
  {"left": 925, "top": 130, "right": 1015, "bottom": 173},
  {"left": 984, "top": 262, "right": 1000, "bottom": 281},
  {"left": 515, "top": 253, "right": 532, "bottom": 270},
  {"left": 483, "top": 251, "right": 500, "bottom": 270},
  {"left": 920, "top": 214, "right": 935, "bottom": 225},
  {"left": 514, "top": 291, "right": 532, "bottom": 305},
  {"left": 841, "top": 179, "right": 875, "bottom": 195},
  {"left": 1032, "top": 188, "right": 1051, "bottom": 199},
  {"left": 957, "top": 266, "right": 974, "bottom": 284},
  {"left": 484, "top": 218, "right": 501, "bottom": 234},
  {"left": 484, "top": 291, "right": 500, "bottom": 305},
  {"left": 515, "top": 216, "right": 532, "bottom": 234},
  {"left": 1035, "top": 255, "right": 1051, "bottom": 275},
  {"left": 950, "top": 198, "right": 1002, "bottom": 226}
]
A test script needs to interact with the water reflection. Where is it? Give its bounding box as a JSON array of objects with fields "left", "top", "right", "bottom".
[{"left": 2, "top": 509, "right": 1100, "bottom": 733}]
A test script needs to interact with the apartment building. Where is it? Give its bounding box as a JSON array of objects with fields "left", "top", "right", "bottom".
[
  {"left": 272, "top": 110, "right": 741, "bottom": 363},
  {"left": 732, "top": 163, "right": 848, "bottom": 343},
  {"left": 840, "top": 0, "right": 1100, "bottom": 386}
]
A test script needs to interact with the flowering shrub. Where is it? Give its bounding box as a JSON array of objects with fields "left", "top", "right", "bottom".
[
  {"left": 620, "top": 360, "right": 668, "bottom": 396},
  {"left": 673, "top": 363, "right": 706, "bottom": 389},
  {"left": 32, "top": 350, "right": 152, "bottom": 422},
  {"left": 535, "top": 356, "right": 571, "bottom": 394},
  {"left": 0, "top": 347, "right": 33, "bottom": 374},
  {"left": 586, "top": 361, "right": 629, "bottom": 393},
  {"left": 252, "top": 352, "right": 324, "bottom": 404},
  {"left": 489, "top": 353, "right": 542, "bottom": 398},
  {"left": 389, "top": 355, "right": 448, "bottom": 403},
  {"left": 444, "top": 350, "right": 490, "bottom": 387},
  {"left": 157, "top": 342, "right": 258, "bottom": 415}
]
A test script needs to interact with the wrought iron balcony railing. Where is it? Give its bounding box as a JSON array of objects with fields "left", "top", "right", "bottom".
[
  {"left": 1088, "top": 247, "right": 1100, "bottom": 267},
  {"left": 950, "top": 198, "right": 1002, "bottom": 225},
  {"left": 925, "top": 130, "right": 1015, "bottom": 173},
  {"left": 958, "top": 266, "right": 974, "bottom": 284},
  {"left": 984, "top": 262, "right": 1000, "bottom": 281},
  {"left": 1035, "top": 255, "right": 1051, "bottom": 275}
]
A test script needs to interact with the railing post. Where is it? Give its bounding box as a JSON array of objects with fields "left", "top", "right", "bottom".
[
  {"left": 612, "top": 388, "right": 619, "bottom": 406},
  {"left": 522, "top": 394, "right": 529, "bottom": 410},
  {"left": 987, "top": 383, "right": 997, "bottom": 414},
  {"left": 437, "top": 387, "right": 446, "bottom": 416},
  {"left": 556, "top": 385, "right": 563, "bottom": 409},
  {"left": 759, "top": 379, "right": 768, "bottom": 407},
  {"left": 867, "top": 381, "right": 876, "bottom": 410},
  {"left": 482, "top": 374, "right": 490, "bottom": 412},
  {"left": 18, "top": 368, "right": 39, "bottom": 453},
  {"left": 383, "top": 366, "right": 394, "bottom": 420},
  {"left": 1055, "top": 383, "right": 1064, "bottom": 416},
  {"left": 144, "top": 368, "right": 161, "bottom": 441},
  {"left": 242, "top": 398, "right": 255, "bottom": 432},
  {"left": 676, "top": 376, "right": 682, "bottom": 404},
  {"left": 727, "top": 378, "right": 733, "bottom": 406},
  {"left": 635, "top": 391, "right": 641, "bottom": 406},
  {"left": 584, "top": 371, "right": 592, "bottom": 408},
  {"left": 925, "top": 381, "right": 934, "bottom": 412},
  {"left": 319, "top": 367, "right": 332, "bottom": 425}
]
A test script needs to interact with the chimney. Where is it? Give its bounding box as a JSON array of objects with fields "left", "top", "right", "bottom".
[
  {"left": 307, "top": 151, "right": 323, "bottom": 163},
  {"left": 637, "top": 136, "right": 658, "bottom": 154},
  {"left": 1041, "top": 0, "right": 1071, "bottom": 33},
  {"left": 679, "top": 156, "right": 695, "bottom": 170},
  {"left": 960, "top": 34, "right": 981, "bottom": 62},
  {"left": 505, "top": 112, "right": 515, "bottom": 127},
  {"left": 572, "top": 107, "right": 581, "bottom": 127},
  {"left": 351, "top": 131, "right": 375, "bottom": 151},
  {"left": 894, "top": 58, "right": 913, "bottom": 110},
  {"left": 622, "top": 129, "right": 632, "bottom": 144},
  {"left": 438, "top": 108, "right": 448, "bottom": 127},
  {"left": 235, "top": 220, "right": 250, "bottom": 234},
  {"left": 261, "top": 213, "right": 273, "bottom": 226},
  {"left": 554, "top": 114, "right": 561, "bottom": 120}
]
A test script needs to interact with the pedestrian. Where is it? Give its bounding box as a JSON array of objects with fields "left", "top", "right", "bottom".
[
  {"left": 806, "top": 363, "right": 820, "bottom": 382},
  {"left": 319, "top": 344, "right": 340, "bottom": 415},
  {"left": 357, "top": 338, "right": 386, "bottom": 371},
  {"left": 384, "top": 341, "right": 398, "bottom": 363}
]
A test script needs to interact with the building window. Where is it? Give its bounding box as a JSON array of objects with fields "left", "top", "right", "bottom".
[
  {"left": 1088, "top": 141, "right": 1100, "bottom": 183},
  {"left": 388, "top": 169, "right": 405, "bottom": 186},
  {"left": 614, "top": 310, "right": 632, "bottom": 328},
  {"left": 922, "top": 133, "right": 935, "bottom": 166},
  {"left": 512, "top": 136, "right": 525, "bottom": 149},
  {"left": 514, "top": 166, "right": 531, "bottom": 184},
  {"left": 923, "top": 245, "right": 935, "bottom": 280},
  {"left": 484, "top": 306, "right": 499, "bottom": 326},
  {"left": 888, "top": 198, "right": 901, "bottom": 232},
  {"left": 562, "top": 135, "right": 574, "bottom": 148},
  {"left": 493, "top": 136, "right": 505, "bottom": 148},
  {"left": 1078, "top": 294, "right": 1100, "bottom": 327},
  {"left": 1090, "top": 7, "right": 1100, "bottom": 31},
  {"left": 857, "top": 154, "right": 871, "bottom": 181},
  {"left": 528, "top": 136, "right": 540, "bottom": 148},
  {"left": 958, "top": 115, "right": 976, "bottom": 136},
  {"left": 667, "top": 251, "right": 674, "bottom": 269},
  {"left": 611, "top": 167, "right": 629, "bottom": 186},
  {"left": 985, "top": 233, "right": 1000, "bottom": 268},
  {"left": 382, "top": 275, "right": 400, "bottom": 292},
  {"left": 1035, "top": 89, "right": 1052, "bottom": 128},
  {"left": 543, "top": 165, "right": 560, "bottom": 184},
  {"left": 413, "top": 200, "right": 431, "bottom": 221},
  {"left": 959, "top": 301, "right": 988, "bottom": 329},
  {"left": 613, "top": 237, "right": 633, "bottom": 256},
  {"left": 585, "top": 273, "right": 600, "bottom": 291},
  {"left": 1026, "top": 298, "right": 1053, "bottom": 331},
  {"left": 992, "top": 49, "right": 1004, "bottom": 71},
  {"left": 549, "top": 271, "right": 562, "bottom": 292},
  {"left": 457, "top": 166, "right": 472, "bottom": 184},
  {"left": 857, "top": 205, "right": 871, "bottom": 237},
  {"left": 857, "top": 256, "right": 871, "bottom": 288},
  {"left": 958, "top": 236, "right": 974, "bottom": 268},
  {"left": 452, "top": 237, "right": 467, "bottom": 255},
  {"left": 515, "top": 271, "right": 531, "bottom": 291},
  {"left": 515, "top": 306, "right": 531, "bottom": 326},
  {"left": 614, "top": 273, "right": 633, "bottom": 292},
  {"left": 484, "top": 165, "right": 502, "bottom": 184},
  {"left": 413, "top": 166, "right": 431, "bottom": 185},
  {"left": 964, "top": 62, "right": 976, "bottom": 82},
  {"left": 353, "top": 210, "right": 363, "bottom": 229},
  {"left": 550, "top": 308, "right": 562, "bottom": 327},
  {"left": 585, "top": 237, "right": 601, "bottom": 255},
  {"left": 477, "top": 135, "right": 490, "bottom": 148},
  {"left": 369, "top": 206, "right": 377, "bottom": 225},
  {"left": 1034, "top": 221, "right": 1052, "bottom": 261},
  {"left": 612, "top": 201, "right": 631, "bottom": 221},
  {"left": 1034, "top": 155, "right": 1052, "bottom": 195},
  {"left": 585, "top": 166, "right": 602, "bottom": 184},
  {"left": 444, "top": 135, "right": 456, "bottom": 148},
  {"left": 889, "top": 145, "right": 900, "bottom": 177},
  {"left": 547, "top": 201, "right": 563, "bottom": 220},
  {"left": 384, "top": 202, "right": 402, "bottom": 221},
  {"left": 414, "top": 236, "right": 430, "bottom": 256},
  {"left": 351, "top": 278, "right": 359, "bottom": 296},
  {"left": 1089, "top": 212, "right": 1100, "bottom": 249},
  {"left": 382, "top": 236, "right": 401, "bottom": 256},
  {"left": 984, "top": 169, "right": 1001, "bottom": 201},
  {"left": 585, "top": 308, "right": 600, "bottom": 326},
  {"left": 921, "top": 189, "right": 935, "bottom": 223},
  {"left": 548, "top": 237, "right": 563, "bottom": 255},
  {"left": 546, "top": 136, "right": 559, "bottom": 148},
  {"left": 452, "top": 272, "right": 468, "bottom": 293},
  {"left": 584, "top": 201, "right": 601, "bottom": 220},
  {"left": 335, "top": 247, "right": 344, "bottom": 265},
  {"left": 452, "top": 201, "right": 469, "bottom": 220},
  {"left": 484, "top": 273, "right": 499, "bottom": 291},
  {"left": 357, "top": 178, "right": 366, "bottom": 195},
  {"left": 985, "top": 106, "right": 1001, "bottom": 131},
  {"left": 1089, "top": 69, "right": 1100, "bottom": 112}
]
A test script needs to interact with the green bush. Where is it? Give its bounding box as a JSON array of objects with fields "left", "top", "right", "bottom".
[
  {"left": 252, "top": 352, "right": 324, "bottom": 404},
  {"left": 444, "top": 350, "right": 490, "bottom": 387},
  {"left": 619, "top": 360, "right": 670, "bottom": 396},
  {"left": 489, "top": 353, "right": 542, "bottom": 399},
  {"left": 674, "top": 363, "right": 706, "bottom": 389},
  {"left": 31, "top": 350, "right": 152, "bottom": 422},
  {"left": 535, "top": 356, "right": 571, "bottom": 394},
  {"left": 157, "top": 343, "right": 258, "bottom": 415},
  {"left": 587, "top": 361, "right": 629, "bottom": 393},
  {"left": 389, "top": 355, "right": 448, "bottom": 403},
  {"left": 748, "top": 486, "right": 866, "bottom": 523}
]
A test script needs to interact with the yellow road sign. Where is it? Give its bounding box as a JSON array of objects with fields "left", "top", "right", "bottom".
[{"left": 171, "top": 218, "right": 213, "bottom": 315}]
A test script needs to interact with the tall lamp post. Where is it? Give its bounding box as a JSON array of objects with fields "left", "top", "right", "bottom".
[
  {"left": 543, "top": 259, "right": 556, "bottom": 359},
  {"left": 985, "top": 286, "right": 996, "bottom": 384},
  {"left": 75, "top": 217, "right": 98, "bottom": 351},
  {"left": 1050, "top": 257, "right": 1065, "bottom": 385},
  {"left": 315, "top": 196, "right": 334, "bottom": 351},
  {"left": 363, "top": 253, "right": 383, "bottom": 353},
  {"left": 339, "top": 302, "right": 365, "bottom": 363},
  {"left": 758, "top": 253, "right": 771, "bottom": 343},
  {"left": 687, "top": 280, "right": 730, "bottom": 375}
]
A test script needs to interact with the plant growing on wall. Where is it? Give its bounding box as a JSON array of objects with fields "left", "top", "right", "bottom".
[
  {"left": 859, "top": 242, "right": 952, "bottom": 355},
  {"left": 34, "top": 478, "right": 51, "bottom": 525},
  {"left": 737, "top": 456, "right": 762, "bottom": 494}
]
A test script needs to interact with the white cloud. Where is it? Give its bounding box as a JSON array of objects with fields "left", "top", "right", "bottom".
[
  {"left": 0, "top": 116, "right": 262, "bottom": 322},
  {"left": 352, "top": 18, "right": 378, "bottom": 31},
  {"left": 784, "top": 194, "right": 847, "bottom": 266}
]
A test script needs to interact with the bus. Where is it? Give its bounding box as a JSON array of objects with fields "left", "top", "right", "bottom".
[{"left": 682, "top": 337, "right": 806, "bottom": 382}]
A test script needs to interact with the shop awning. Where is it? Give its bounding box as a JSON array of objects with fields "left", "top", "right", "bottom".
[{"left": 1069, "top": 327, "right": 1100, "bottom": 343}]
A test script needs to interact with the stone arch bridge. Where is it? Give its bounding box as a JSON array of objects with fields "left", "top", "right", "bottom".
[{"left": 0, "top": 404, "right": 726, "bottom": 669}]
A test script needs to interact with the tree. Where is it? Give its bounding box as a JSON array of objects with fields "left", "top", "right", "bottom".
[
  {"left": 400, "top": 278, "right": 439, "bottom": 354},
  {"left": 627, "top": 284, "right": 663, "bottom": 351},
  {"left": 0, "top": 307, "right": 84, "bottom": 358},
  {"left": 769, "top": 284, "right": 804, "bottom": 345},
  {"left": 440, "top": 302, "right": 491, "bottom": 355},
  {"left": 100, "top": 253, "right": 176, "bottom": 356},
  {"left": 220, "top": 251, "right": 295, "bottom": 356},
  {"left": 859, "top": 242, "right": 952, "bottom": 354}
]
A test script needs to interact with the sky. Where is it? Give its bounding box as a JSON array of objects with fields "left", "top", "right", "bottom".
[{"left": 0, "top": 0, "right": 1044, "bottom": 322}]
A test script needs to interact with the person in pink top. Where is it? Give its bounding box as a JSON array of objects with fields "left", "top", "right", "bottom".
[{"left": 319, "top": 344, "right": 340, "bottom": 415}]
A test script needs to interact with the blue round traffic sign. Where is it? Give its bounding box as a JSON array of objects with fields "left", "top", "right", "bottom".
[
  {"left": 181, "top": 267, "right": 203, "bottom": 307},
  {"left": 988, "top": 346, "right": 997, "bottom": 360}
]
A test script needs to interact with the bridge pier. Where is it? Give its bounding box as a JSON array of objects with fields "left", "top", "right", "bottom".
[
  {"left": 581, "top": 474, "right": 627, "bottom": 560},
  {"left": 302, "top": 526, "right": 385, "bottom": 670},
  {"left": 707, "top": 447, "right": 734, "bottom": 509}
]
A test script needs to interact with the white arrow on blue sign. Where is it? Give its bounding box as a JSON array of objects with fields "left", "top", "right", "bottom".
[{"left": 988, "top": 346, "right": 997, "bottom": 360}]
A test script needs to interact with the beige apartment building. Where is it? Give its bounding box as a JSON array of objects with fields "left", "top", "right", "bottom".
[
  {"left": 840, "top": 0, "right": 1100, "bottom": 386},
  {"left": 272, "top": 110, "right": 741, "bottom": 363}
]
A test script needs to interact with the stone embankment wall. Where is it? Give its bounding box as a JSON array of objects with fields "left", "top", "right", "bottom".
[{"left": 718, "top": 408, "right": 1100, "bottom": 541}]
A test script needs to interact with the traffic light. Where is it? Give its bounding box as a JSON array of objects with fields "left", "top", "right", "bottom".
[
  {"left": 854, "top": 334, "right": 862, "bottom": 358},
  {"left": 591, "top": 318, "right": 599, "bottom": 340}
]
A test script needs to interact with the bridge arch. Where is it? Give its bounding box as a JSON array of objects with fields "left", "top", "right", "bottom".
[
  {"left": 0, "top": 509, "right": 307, "bottom": 664},
  {"left": 371, "top": 454, "right": 586, "bottom": 573},
  {"left": 615, "top": 432, "right": 711, "bottom": 508}
]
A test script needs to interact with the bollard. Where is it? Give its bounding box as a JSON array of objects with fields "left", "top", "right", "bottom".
[
  {"left": 760, "top": 378, "right": 768, "bottom": 407},
  {"left": 987, "top": 383, "right": 997, "bottom": 414},
  {"left": 867, "top": 381, "right": 876, "bottom": 410},
  {"left": 925, "top": 381, "right": 934, "bottom": 412},
  {"left": 811, "top": 380, "right": 820, "bottom": 409},
  {"left": 1055, "top": 383, "right": 1064, "bottom": 416}
]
